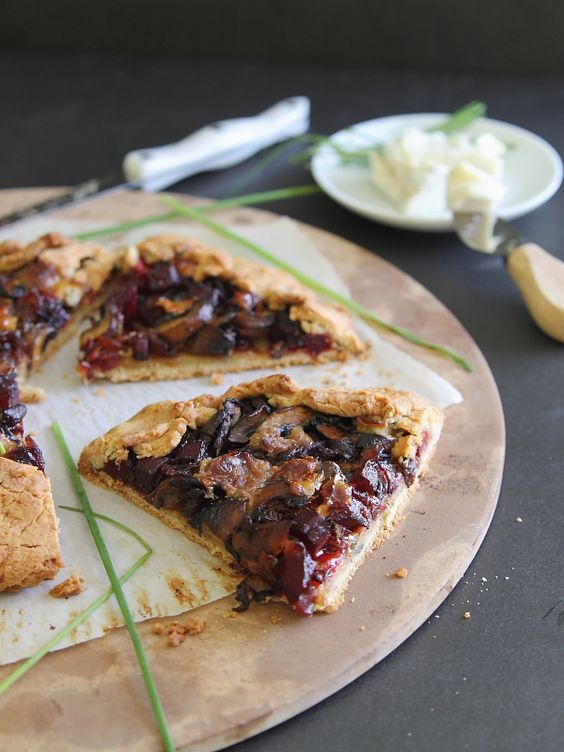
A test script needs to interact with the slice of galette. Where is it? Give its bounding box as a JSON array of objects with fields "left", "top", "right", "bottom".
[
  {"left": 0, "top": 232, "right": 114, "bottom": 387},
  {"left": 0, "top": 368, "right": 63, "bottom": 591},
  {"left": 79, "top": 374, "right": 443, "bottom": 615},
  {"left": 76, "top": 234, "right": 364, "bottom": 382}
]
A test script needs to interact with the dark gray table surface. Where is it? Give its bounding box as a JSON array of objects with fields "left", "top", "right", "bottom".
[{"left": 1, "top": 51, "right": 563, "bottom": 752}]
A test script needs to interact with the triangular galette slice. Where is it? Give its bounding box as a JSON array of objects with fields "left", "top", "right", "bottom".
[
  {"left": 0, "top": 368, "right": 63, "bottom": 591},
  {"left": 79, "top": 375, "right": 443, "bottom": 615},
  {"left": 76, "top": 234, "right": 364, "bottom": 382}
]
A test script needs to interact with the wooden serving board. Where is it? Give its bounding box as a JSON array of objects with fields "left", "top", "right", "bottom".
[{"left": 0, "top": 190, "right": 505, "bottom": 752}]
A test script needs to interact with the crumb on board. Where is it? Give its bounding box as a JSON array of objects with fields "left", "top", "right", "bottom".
[
  {"left": 49, "top": 573, "right": 85, "bottom": 599},
  {"left": 515, "top": 516, "right": 523, "bottom": 523},
  {"left": 210, "top": 372, "right": 225, "bottom": 385},
  {"left": 463, "top": 611, "right": 471, "bottom": 620},
  {"left": 359, "top": 625, "right": 366, "bottom": 631},
  {"left": 154, "top": 618, "right": 207, "bottom": 646},
  {"left": 394, "top": 567, "right": 409, "bottom": 579}
]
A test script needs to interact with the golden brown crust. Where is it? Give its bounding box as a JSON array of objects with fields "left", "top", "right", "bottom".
[
  {"left": 86, "top": 347, "right": 352, "bottom": 384},
  {"left": 79, "top": 374, "right": 443, "bottom": 467},
  {"left": 0, "top": 457, "right": 63, "bottom": 592}
]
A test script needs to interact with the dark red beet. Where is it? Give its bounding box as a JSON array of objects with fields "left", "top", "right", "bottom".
[
  {"left": 130, "top": 332, "right": 150, "bottom": 360},
  {"left": 290, "top": 509, "right": 331, "bottom": 558},
  {"left": 146, "top": 262, "right": 180, "bottom": 292},
  {"left": 275, "top": 540, "right": 316, "bottom": 610}
]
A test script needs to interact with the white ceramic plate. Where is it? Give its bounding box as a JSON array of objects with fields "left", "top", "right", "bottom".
[{"left": 311, "top": 113, "right": 563, "bottom": 231}]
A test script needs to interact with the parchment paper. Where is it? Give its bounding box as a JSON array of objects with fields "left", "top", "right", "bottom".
[{"left": 0, "top": 216, "right": 461, "bottom": 666}]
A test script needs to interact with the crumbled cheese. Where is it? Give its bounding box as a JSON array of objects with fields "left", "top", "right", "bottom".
[{"left": 369, "top": 128, "right": 506, "bottom": 214}]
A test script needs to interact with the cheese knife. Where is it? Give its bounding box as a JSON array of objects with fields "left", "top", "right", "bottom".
[
  {"left": 0, "top": 96, "right": 311, "bottom": 229},
  {"left": 454, "top": 208, "right": 564, "bottom": 342}
]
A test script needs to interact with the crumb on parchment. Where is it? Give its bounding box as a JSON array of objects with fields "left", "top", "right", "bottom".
[
  {"left": 210, "top": 372, "right": 225, "bottom": 385},
  {"left": 94, "top": 387, "right": 106, "bottom": 397},
  {"left": 49, "top": 573, "right": 85, "bottom": 599},
  {"left": 154, "top": 618, "right": 207, "bottom": 646}
]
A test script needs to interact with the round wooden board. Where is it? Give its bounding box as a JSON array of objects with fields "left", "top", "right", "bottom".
[{"left": 0, "top": 190, "right": 505, "bottom": 752}]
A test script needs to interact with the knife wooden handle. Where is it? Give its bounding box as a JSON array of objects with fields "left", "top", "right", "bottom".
[{"left": 507, "top": 243, "right": 564, "bottom": 342}]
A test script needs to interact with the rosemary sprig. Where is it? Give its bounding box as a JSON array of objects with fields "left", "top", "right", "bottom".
[
  {"left": 159, "top": 195, "right": 472, "bottom": 372},
  {"left": 51, "top": 423, "right": 176, "bottom": 752},
  {"left": 0, "top": 506, "right": 152, "bottom": 696},
  {"left": 72, "top": 184, "right": 321, "bottom": 241}
]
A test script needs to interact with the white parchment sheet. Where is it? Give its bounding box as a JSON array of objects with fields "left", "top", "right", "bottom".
[{"left": 0, "top": 216, "right": 461, "bottom": 665}]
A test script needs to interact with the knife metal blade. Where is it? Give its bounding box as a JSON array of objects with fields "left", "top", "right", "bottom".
[
  {"left": 453, "top": 210, "right": 525, "bottom": 257},
  {"left": 0, "top": 96, "right": 311, "bottom": 230},
  {"left": 0, "top": 173, "right": 132, "bottom": 229}
]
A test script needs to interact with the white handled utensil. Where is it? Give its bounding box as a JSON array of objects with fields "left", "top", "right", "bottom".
[
  {"left": 454, "top": 209, "right": 564, "bottom": 342},
  {"left": 0, "top": 96, "right": 311, "bottom": 229}
]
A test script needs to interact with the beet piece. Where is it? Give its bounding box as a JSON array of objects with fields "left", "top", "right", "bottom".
[
  {"left": 133, "top": 455, "right": 170, "bottom": 493},
  {"left": 323, "top": 474, "right": 371, "bottom": 531},
  {"left": 0, "top": 371, "right": 20, "bottom": 410},
  {"left": 130, "top": 332, "right": 150, "bottom": 360},
  {"left": 188, "top": 325, "right": 237, "bottom": 356},
  {"left": 302, "top": 333, "right": 332, "bottom": 356},
  {"left": 191, "top": 497, "right": 246, "bottom": 541},
  {"left": 150, "top": 477, "right": 206, "bottom": 515},
  {"left": 290, "top": 509, "right": 331, "bottom": 558},
  {"left": 351, "top": 458, "right": 402, "bottom": 501},
  {"left": 275, "top": 539, "right": 316, "bottom": 609},
  {"left": 269, "top": 311, "right": 304, "bottom": 353},
  {"left": 146, "top": 262, "right": 180, "bottom": 292},
  {"left": 112, "top": 279, "right": 139, "bottom": 321}
]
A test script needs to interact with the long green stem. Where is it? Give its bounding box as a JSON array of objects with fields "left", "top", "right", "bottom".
[
  {"left": 0, "top": 506, "right": 152, "bottom": 696},
  {"left": 160, "top": 195, "right": 472, "bottom": 372},
  {"left": 51, "top": 423, "right": 176, "bottom": 752},
  {"left": 72, "top": 184, "right": 321, "bottom": 241}
]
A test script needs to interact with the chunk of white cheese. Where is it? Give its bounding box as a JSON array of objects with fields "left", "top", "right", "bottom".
[{"left": 368, "top": 127, "right": 507, "bottom": 214}]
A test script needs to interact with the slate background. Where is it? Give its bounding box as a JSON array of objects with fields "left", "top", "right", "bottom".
[{"left": 0, "top": 29, "right": 563, "bottom": 752}]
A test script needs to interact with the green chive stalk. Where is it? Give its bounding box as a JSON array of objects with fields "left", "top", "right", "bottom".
[
  {"left": 159, "top": 195, "right": 472, "bottom": 372},
  {"left": 72, "top": 184, "right": 321, "bottom": 241},
  {"left": 0, "top": 506, "right": 152, "bottom": 696},
  {"left": 51, "top": 423, "right": 176, "bottom": 752}
]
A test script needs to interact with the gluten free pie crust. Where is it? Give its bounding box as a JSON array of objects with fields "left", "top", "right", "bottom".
[{"left": 79, "top": 374, "right": 443, "bottom": 615}]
